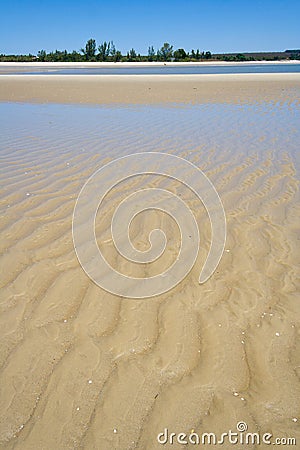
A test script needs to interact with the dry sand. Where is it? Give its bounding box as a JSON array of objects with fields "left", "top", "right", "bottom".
[
  {"left": 0, "top": 73, "right": 300, "bottom": 105},
  {"left": 0, "top": 76, "right": 299, "bottom": 449}
]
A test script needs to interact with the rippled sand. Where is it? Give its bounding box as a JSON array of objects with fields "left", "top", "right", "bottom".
[{"left": 0, "top": 88, "right": 299, "bottom": 449}]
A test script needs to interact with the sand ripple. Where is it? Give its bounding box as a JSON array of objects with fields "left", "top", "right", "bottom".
[{"left": 0, "top": 100, "right": 299, "bottom": 449}]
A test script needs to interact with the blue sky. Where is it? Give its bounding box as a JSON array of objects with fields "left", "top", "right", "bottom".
[{"left": 1, "top": 0, "right": 299, "bottom": 55}]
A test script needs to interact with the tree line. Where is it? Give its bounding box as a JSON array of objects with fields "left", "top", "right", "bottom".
[
  {"left": 1, "top": 39, "right": 299, "bottom": 62},
  {"left": 35, "top": 40, "right": 214, "bottom": 62}
]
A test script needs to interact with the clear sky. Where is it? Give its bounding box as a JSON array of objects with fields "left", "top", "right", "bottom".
[{"left": 1, "top": 0, "right": 299, "bottom": 55}]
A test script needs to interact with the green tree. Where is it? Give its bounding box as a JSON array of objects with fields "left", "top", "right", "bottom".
[
  {"left": 113, "top": 50, "right": 122, "bottom": 62},
  {"left": 148, "top": 46, "right": 155, "bottom": 61},
  {"left": 205, "top": 51, "right": 212, "bottom": 59},
  {"left": 98, "top": 41, "right": 112, "bottom": 61},
  {"left": 110, "top": 41, "right": 116, "bottom": 58},
  {"left": 128, "top": 48, "right": 137, "bottom": 61},
  {"left": 235, "top": 53, "right": 246, "bottom": 61},
  {"left": 173, "top": 48, "right": 186, "bottom": 60},
  {"left": 81, "top": 39, "right": 96, "bottom": 60},
  {"left": 157, "top": 42, "right": 173, "bottom": 61},
  {"left": 70, "top": 50, "right": 82, "bottom": 62},
  {"left": 37, "top": 50, "right": 47, "bottom": 61}
]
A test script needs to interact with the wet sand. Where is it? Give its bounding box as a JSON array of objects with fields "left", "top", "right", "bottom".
[{"left": 0, "top": 78, "right": 299, "bottom": 449}]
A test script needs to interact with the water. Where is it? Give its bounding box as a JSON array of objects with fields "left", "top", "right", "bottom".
[
  {"left": 3, "top": 63, "right": 300, "bottom": 75},
  {"left": 1, "top": 100, "right": 299, "bottom": 170},
  {"left": 1, "top": 99, "right": 299, "bottom": 448}
]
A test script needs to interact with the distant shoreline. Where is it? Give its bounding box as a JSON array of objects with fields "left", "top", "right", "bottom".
[{"left": 0, "top": 60, "right": 299, "bottom": 69}]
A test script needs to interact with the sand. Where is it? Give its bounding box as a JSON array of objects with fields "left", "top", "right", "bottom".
[
  {"left": 0, "top": 73, "right": 300, "bottom": 105},
  {"left": 0, "top": 76, "right": 299, "bottom": 449}
]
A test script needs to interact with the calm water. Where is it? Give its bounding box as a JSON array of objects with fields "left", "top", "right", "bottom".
[
  {"left": 1, "top": 100, "right": 299, "bottom": 169},
  {"left": 3, "top": 63, "right": 300, "bottom": 75}
]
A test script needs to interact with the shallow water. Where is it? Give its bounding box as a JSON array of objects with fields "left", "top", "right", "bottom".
[
  {"left": 0, "top": 100, "right": 299, "bottom": 449},
  {"left": 2, "top": 63, "right": 300, "bottom": 75}
]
